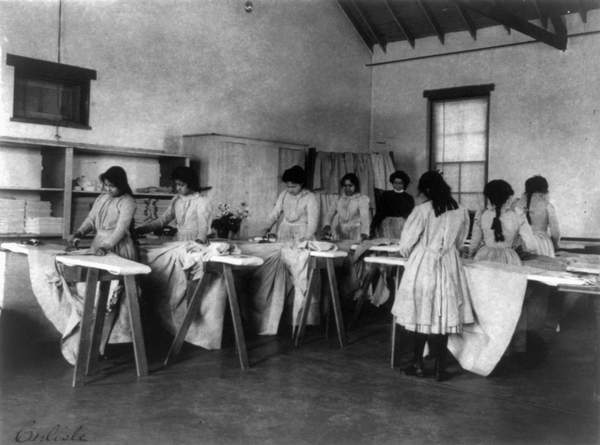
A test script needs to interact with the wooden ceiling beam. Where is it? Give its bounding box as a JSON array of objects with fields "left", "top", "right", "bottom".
[
  {"left": 579, "top": 0, "right": 588, "bottom": 23},
  {"left": 543, "top": 1, "right": 568, "bottom": 40},
  {"left": 454, "top": 2, "right": 477, "bottom": 40},
  {"left": 383, "top": 0, "right": 415, "bottom": 48},
  {"left": 348, "top": 0, "right": 387, "bottom": 51},
  {"left": 336, "top": 0, "right": 375, "bottom": 52},
  {"left": 532, "top": 0, "right": 549, "bottom": 28},
  {"left": 550, "top": 15, "right": 567, "bottom": 38},
  {"left": 417, "top": 0, "right": 445, "bottom": 44},
  {"left": 456, "top": 0, "right": 567, "bottom": 50}
]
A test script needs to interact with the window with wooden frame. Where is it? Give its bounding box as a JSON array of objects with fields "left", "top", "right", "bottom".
[
  {"left": 7, "top": 54, "right": 96, "bottom": 129},
  {"left": 425, "top": 84, "right": 494, "bottom": 213}
]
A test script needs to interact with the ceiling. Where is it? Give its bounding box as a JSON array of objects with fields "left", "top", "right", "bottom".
[{"left": 337, "top": 0, "right": 600, "bottom": 51}]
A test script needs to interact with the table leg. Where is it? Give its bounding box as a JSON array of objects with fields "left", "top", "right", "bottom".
[
  {"left": 85, "top": 280, "right": 111, "bottom": 376},
  {"left": 294, "top": 256, "right": 316, "bottom": 347},
  {"left": 124, "top": 275, "right": 148, "bottom": 377},
  {"left": 73, "top": 268, "right": 99, "bottom": 388},
  {"left": 325, "top": 258, "right": 347, "bottom": 348},
  {"left": 323, "top": 268, "right": 331, "bottom": 339},
  {"left": 390, "top": 267, "right": 402, "bottom": 369},
  {"left": 222, "top": 264, "right": 249, "bottom": 370},
  {"left": 592, "top": 296, "right": 600, "bottom": 402},
  {"left": 164, "top": 274, "right": 210, "bottom": 365},
  {"left": 390, "top": 317, "right": 397, "bottom": 369}
]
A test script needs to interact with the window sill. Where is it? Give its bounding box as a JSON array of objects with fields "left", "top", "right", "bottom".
[{"left": 10, "top": 117, "right": 91, "bottom": 130}]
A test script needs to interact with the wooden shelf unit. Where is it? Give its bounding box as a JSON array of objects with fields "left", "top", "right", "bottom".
[{"left": 0, "top": 136, "right": 189, "bottom": 239}]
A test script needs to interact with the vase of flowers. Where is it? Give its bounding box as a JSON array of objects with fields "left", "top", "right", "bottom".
[{"left": 211, "top": 202, "right": 249, "bottom": 239}]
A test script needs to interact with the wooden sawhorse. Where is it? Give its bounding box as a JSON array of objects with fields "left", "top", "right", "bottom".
[
  {"left": 55, "top": 253, "right": 151, "bottom": 387},
  {"left": 163, "top": 254, "right": 264, "bottom": 370},
  {"left": 294, "top": 250, "right": 349, "bottom": 349}
]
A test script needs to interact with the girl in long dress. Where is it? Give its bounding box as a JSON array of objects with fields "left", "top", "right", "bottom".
[
  {"left": 322, "top": 173, "right": 370, "bottom": 242},
  {"left": 265, "top": 165, "right": 319, "bottom": 243},
  {"left": 469, "top": 180, "right": 536, "bottom": 265},
  {"left": 68, "top": 166, "right": 137, "bottom": 259},
  {"left": 517, "top": 175, "right": 560, "bottom": 257},
  {"left": 265, "top": 165, "right": 320, "bottom": 328},
  {"left": 370, "top": 170, "right": 414, "bottom": 238},
  {"left": 392, "top": 171, "right": 474, "bottom": 381},
  {"left": 135, "top": 167, "right": 213, "bottom": 242},
  {"left": 66, "top": 166, "right": 138, "bottom": 354},
  {"left": 469, "top": 180, "right": 540, "bottom": 354}
]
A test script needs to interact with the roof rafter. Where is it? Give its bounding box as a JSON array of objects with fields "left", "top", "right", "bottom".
[
  {"left": 550, "top": 15, "right": 567, "bottom": 38},
  {"left": 336, "top": 0, "right": 375, "bottom": 52},
  {"left": 543, "top": 0, "right": 568, "bottom": 39},
  {"left": 532, "top": 0, "right": 549, "bottom": 28},
  {"left": 348, "top": 0, "right": 387, "bottom": 51},
  {"left": 416, "top": 0, "right": 444, "bottom": 44},
  {"left": 456, "top": 0, "right": 567, "bottom": 50},
  {"left": 383, "top": 0, "right": 415, "bottom": 48},
  {"left": 579, "top": 0, "right": 588, "bottom": 22},
  {"left": 454, "top": 1, "right": 477, "bottom": 40}
]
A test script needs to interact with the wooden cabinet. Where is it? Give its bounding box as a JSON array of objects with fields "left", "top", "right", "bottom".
[
  {"left": 0, "top": 136, "right": 189, "bottom": 239},
  {"left": 182, "top": 133, "right": 307, "bottom": 237}
]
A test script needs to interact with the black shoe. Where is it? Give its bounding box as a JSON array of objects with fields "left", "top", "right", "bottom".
[{"left": 404, "top": 362, "right": 425, "bottom": 377}]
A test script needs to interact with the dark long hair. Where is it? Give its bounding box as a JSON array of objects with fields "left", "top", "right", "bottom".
[
  {"left": 418, "top": 171, "right": 458, "bottom": 217},
  {"left": 282, "top": 165, "right": 306, "bottom": 187},
  {"left": 524, "top": 175, "right": 549, "bottom": 224},
  {"left": 99, "top": 166, "right": 133, "bottom": 196},
  {"left": 171, "top": 166, "right": 200, "bottom": 192},
  {"left": 484, "top": 179, "right": 514, "bottom": 242}
]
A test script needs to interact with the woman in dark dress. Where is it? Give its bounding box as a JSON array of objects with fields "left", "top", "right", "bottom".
[{"left": 370, "top": 170, "right": 415, "bottom": 238}]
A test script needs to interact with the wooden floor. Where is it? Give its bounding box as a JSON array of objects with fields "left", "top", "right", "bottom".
[{"left": 1, "top": 297, "right": 598, "bottom": 445}]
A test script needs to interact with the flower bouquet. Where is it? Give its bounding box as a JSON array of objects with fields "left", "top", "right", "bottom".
[{"left": 211, "top": 202, "right": 249, "bottom": 239}]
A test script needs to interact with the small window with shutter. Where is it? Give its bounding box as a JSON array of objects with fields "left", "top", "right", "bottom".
[{"left": 7, "top": 54, "right": 96, "bottom": 129}]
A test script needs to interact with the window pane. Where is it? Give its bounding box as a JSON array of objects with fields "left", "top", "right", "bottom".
[
  {"left": 40, "top": 85, "right": 60, "bottom": 115},
  {"left": 459, "top": 193, "right": 485, "bottom": 212},
  {"left": 432, "top": 97, "right": 488, "bottom": 164},
  {"left": 439, "top": 133, "right": 486, "bottom": 162},
  {"left": 460, "top": 162, "right": 485, "bottom": 192},
  {"left": 440, "top": 99, "right": 487, "bottom": 134},
  {"left": 437, "top": 163, "right": 459, "bottom": 192},
  {"left": 61, "top": 85, "right": 81, "bottom": 121},
  {"left": 12, "top": 67, "right": 89, "bottom": 127}
]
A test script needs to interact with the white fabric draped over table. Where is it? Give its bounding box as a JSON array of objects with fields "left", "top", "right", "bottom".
[
  {"left": 4, "top": 240, "right": 333, "bottom": 364},
  {"left": 140, "top": 241, "right": 324, "bottom": 349},
  {"left": 7, "top": 240, "right": 594, "bottom": 372},
  {"left": 4, "top": 244, "right": 135, "bottom": 365},
  {"left": 449, "top": 257, "right": 594, "bottom": 376}
]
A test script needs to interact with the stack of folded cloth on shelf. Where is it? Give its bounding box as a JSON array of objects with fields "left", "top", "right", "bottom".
[
  {"left": 25, "top": 200, "right": 52, "bottom": 219},
  {"left": 0, "top": 198, "right": 25, "bottom": 233},
  {"left": 24, "top": 200, "right": 63, "bottom": 234},
  {"left": 24, "top": 217, "right": 63, "bottom": 235}
]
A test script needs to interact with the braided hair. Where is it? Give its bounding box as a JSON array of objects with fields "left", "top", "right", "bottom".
[
  {"left": 483, "top": 180, "right": 514, "bottom": 242},
  {"left": 524, "top": 175, "right": 549, "bottom": 224},
  {"left": 418, "top": 171, "right": 458, "bottom": 217}
]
